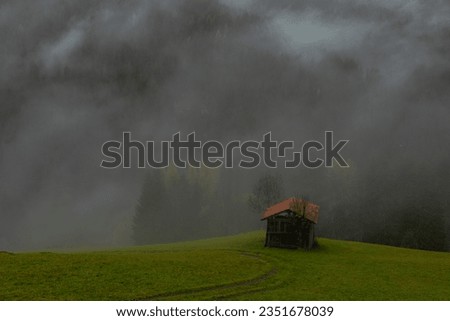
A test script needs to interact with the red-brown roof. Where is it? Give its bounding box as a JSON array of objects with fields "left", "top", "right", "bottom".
[{"left": 260, "top": 197, "right": 319, "bottom": 224}]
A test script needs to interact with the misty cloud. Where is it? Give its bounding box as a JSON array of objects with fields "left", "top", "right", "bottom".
[{"left": 1, "top": 0, "right": 449, "bottom": 250}]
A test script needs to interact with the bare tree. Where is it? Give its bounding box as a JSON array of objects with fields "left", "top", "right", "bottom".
[
  {"left": 248, "top": 173, "right": 284, "bottom": 214},
  {"left": 289, "top": 197, "right": 310, "bottom": 218}
]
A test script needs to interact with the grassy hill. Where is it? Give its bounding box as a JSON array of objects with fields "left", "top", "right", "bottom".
[{"left": 1, "top": 231, "right": 449, "bottom": 300}]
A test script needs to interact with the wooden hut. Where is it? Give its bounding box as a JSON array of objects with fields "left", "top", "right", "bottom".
[{"left": 261, "top": 197, "right": 319, "bottom": 250}]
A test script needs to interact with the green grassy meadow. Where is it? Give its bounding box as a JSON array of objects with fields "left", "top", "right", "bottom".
[{"left": 1, "top": 231, "right": 449, "bottom": 300}]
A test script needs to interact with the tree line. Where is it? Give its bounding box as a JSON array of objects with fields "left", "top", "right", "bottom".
[{"left": 133, "top": 165, "right": 449, "bottom": 252}]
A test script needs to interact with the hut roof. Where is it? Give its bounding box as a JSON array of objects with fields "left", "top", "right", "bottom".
[{"left": 260, "top": 197, "right": 319, "bottom": 224}]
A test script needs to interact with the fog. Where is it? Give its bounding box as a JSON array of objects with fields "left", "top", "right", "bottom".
[{"left": 1, "top": 0, "right": 449, "bottom": 251}]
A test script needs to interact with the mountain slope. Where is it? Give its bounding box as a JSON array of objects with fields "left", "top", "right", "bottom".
[{"left": 1, "top": 231, "right": 449, "bottom": 300}]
